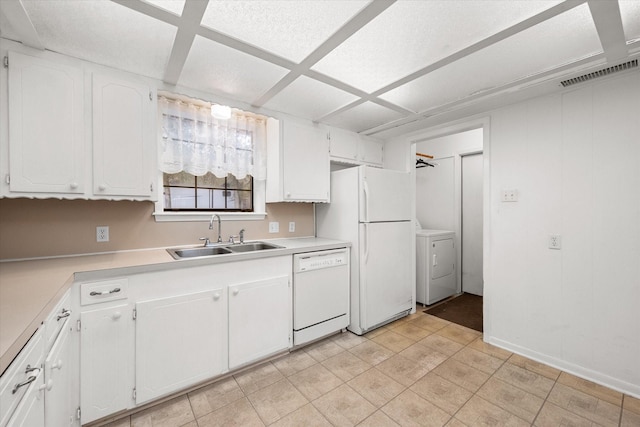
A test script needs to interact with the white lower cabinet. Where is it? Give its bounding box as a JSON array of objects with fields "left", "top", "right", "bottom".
[
  {"left": 44, "top": 319, "right": 74, "bottom": 427},
  {"left": 228, "top": 276, "right": 291, "bottom": 369},
  {"left": 80, "top": 303, "right": 132, "bottom": 425},
  {"left": 135, "top": 288, "right": 227, "bottom": 404},
  {"left": 6, "top": 368, "right": 44, "bottom": 427}
]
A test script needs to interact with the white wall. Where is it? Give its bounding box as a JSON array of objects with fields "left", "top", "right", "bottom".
[{"left": 486, "top": 71, "right": 640, "bottom": 396}]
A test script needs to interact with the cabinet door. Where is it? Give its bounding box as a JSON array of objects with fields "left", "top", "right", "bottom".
[
  {"left": 44, "top": 320, "right": 73, "bottom": 427},
  {"left": 135, "top": 289, "right": 226, "bottom": 404},
  {"left": 6, "top": 368, "right": 44, "bottom": 427},
  {"left": 7, "top": 51, "right": 84, "bottom": 194},
  {"left": 92, "top": 73, "right": 155, "bottom": 198},
  {"left": 228, "top": 276, "right": 290, "bottom": 369},
  {"left": 80, "top": 304, "right": 132, "bottom": 425},
  {"left": 359, "top": 137, "right": 383, "bottom": 166},
  {"left": 282, "top": 121, "right": 329, "bottom": 202},
  {"left": 329, "top": 128, "right": 358, "bottom": 162}
]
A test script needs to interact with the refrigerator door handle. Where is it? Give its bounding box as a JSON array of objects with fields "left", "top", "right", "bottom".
[
  {"left": 362, "top": 179, "right": 369, "bottom": 223},
  {"left": 363, "top": 223, "right": 369, "bottom": 264}
]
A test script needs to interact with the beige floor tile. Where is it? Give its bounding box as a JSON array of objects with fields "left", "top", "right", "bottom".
[
  {"left": 196, "top": 397, "right": 265, "bottom": 427},
  {"left": 382, "top": 389, "right": 452, "bottom": 427},
  {"left": 357, "top": 410, "right": 401, "bottom": 426},
  {"left": 347, "top": 368, "right": 406, "bottom": 408},
  {"left": 456, "top": 396, "right": 530, "bottom": 427},
  {"left": 452, "top": 347, "right": 504, "bottom": 375},
  {"left": 467, "top": 338, "right": 512, "bottom": 361},
  {"left": 419, "top": 334, "right": 465, "bottom": 356},
  {"left": 624, "top": 394, "right": 640, "bottom": 414},
  {"left": 288, "top": 363, "right": 343, "bottom": 400},
  {"left": 103, "top": 417, "right": 131, "bottom": 427},
  {"left": 409, "top": 314, "right": 451, "bottom": 332},
  {"left": 494, "top": 362, "right": 555, "bottom": 399},
  {"left": 332, "top": 331, "right": 368, "bottom": 350},
  {"left": 432, "top": 359, "right": 490, "bottom": 393},
  {"left": 410, "top": 372, "right": 473, "bottom": 415},
  {"left": 349, "top": 340, "right": 395, "bottom": 366},
  {"left": 305, "top": 337, "right": 346, "bottom": 362},
  {"left": 445, "top": 419, "right": 469, "bottom": 427},
  {"left": 270, "top": 403, "right": 332, "bottom": 427},
  {"left": 621, "top": 409, "right": 640, "bottom": 427},
  {"left": 130, "top": 395, "right": 194, "bottom": 427},
  {"left": 435, "top": 324, "right": 481, "bottom": 345},
  {"left": 533, "top": 401, "right": 595, "bottom": 427},
  {"left": 313, "top": 384, "right": 377, "bottom": 426},
  {"left": 389, "top": 322, "right": 433, "bottom": 341},
  {"left": 247, "top": 378, "right": 309, "bottom": 425},
  {"left": 399, "top": 342, "right": 448, "bottom": 370},
  {"left": 234, "top": 362, "right": 284, "bottom": 395},
  {"left": 547, "top": 383, "right": 621, "bottom": 427},
  {"left": 322, "top": 350, "right": 372, "bottom": 381},
  {"left": 272, "top": 349, "right": 318, "bottom": 377},
  {"left": 375, "top": 354, "right": 432, "bottom": 387},
  {"left": 557, "top": 372, "right": 623, "bottom": 406},
  {"left": 187, "top": 377, "right": 244, "bottom": 418},
  {"left": 477, "top": 377, "right": 544, "bottom": 423},
  {"left": 507, "top": 353, "right": 561, "bottom": 380},
  {"left": 371, "top": 330, "right": 415, "bottom": 352},
  {"left": 363, "top": 326, "right": 390, "bottom": 339}
]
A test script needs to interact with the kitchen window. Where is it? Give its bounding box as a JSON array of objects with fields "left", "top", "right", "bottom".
[{"left": 154, "top": 94, "right": 268, "bottom": 221}]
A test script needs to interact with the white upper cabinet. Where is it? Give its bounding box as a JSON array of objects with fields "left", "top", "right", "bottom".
[
  {"left": 266, "top": 118, "right": 330, "bottom": 203},
  {"left": 92, "top": 73, "right": 155, "bottom": 198},
  {"left": 7, "top": 51, "right": 85, "bottom": 194},
  {"left": 328, "top": 127, "right": 383, "bottom": 167}
]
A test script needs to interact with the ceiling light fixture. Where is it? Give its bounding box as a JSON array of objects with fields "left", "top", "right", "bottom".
[{"left": 211, "top": 104, "right": 232, "bottom": 120}]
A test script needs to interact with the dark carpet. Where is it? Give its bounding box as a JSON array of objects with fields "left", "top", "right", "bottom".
[{"left": 424, "top": 293, "right": 483, "bottom": 332}]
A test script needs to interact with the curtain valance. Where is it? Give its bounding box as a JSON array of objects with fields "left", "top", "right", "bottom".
[{"left": 158, "top": 96, "right": 267, "bottom": 181}]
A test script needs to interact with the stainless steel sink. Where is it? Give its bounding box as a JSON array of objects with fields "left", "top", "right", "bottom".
[
  {"left": 167, "top": 246, "right": 232, "bottom": 259},
  {"left": 227, "top": 242, "right": 283, "bottom": 253}
]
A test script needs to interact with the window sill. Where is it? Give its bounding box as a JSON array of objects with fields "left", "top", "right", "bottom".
[{"left": 153, "top": 211, "right": 266, "bottom": 222}]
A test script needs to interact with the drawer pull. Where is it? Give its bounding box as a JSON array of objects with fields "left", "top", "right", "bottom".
[
  {"left": 12, "top": 368, "right": 40, "bottom": 394},
  {"left": 90, "top": 287, "right": 121, "bottom": 297},
  {"left": 57, "top": 308, "right": 71, "bottom": 321}
]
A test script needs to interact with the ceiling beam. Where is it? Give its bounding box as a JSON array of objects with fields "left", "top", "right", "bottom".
[
  {"left": 0, "top": 0, "right": 44, "bottom": 50},
  {"left": 109, "top": 0, "right": 181, "bottom": 26},
  {"left": 251, "top": 0, "right": 397, "bottom": 108},
  {"left": 587, "top": 0, "right": 628, "bottom": 63},
  {"left": 163, "top": 0, "right": 210, "bottom": 85}
]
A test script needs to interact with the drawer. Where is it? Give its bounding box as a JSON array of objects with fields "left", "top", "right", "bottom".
[
  {"left": 44, "top": 290, "right": 71, "bottom": 352},
  {"left": 81, "top": 278, "right": 128, "bottom": 306},
  {"left": 0, "top": 329, "right": 44, "bottom": 427}
]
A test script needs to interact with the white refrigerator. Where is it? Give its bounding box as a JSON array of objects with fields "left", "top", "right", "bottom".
[{"left": 316, "top": 166, "right": 414, "bottom": 335}]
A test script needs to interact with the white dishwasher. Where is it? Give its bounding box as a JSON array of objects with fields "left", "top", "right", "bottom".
[{"left": 293, "top": 248, "right": 350, "bottom": 346}]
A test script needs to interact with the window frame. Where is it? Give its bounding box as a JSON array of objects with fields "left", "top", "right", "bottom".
[{"left": 163, "top": 172, "right": 254, "bottom": 212}]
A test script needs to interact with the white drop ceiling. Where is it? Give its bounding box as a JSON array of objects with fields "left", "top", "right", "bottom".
[{"left": 1, "top": 0, "right": 638, "bottom": 139}]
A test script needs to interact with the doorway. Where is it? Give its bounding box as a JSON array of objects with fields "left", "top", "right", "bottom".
[{"left": 461, "top": 153, "right": 483, "bottom": 296}]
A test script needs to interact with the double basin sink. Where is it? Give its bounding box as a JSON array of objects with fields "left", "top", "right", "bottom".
[{"left": 167, "top": 241, "right": 283, "bottom": 260}]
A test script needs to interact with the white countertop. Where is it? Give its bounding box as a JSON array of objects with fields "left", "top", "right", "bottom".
[{"left": 0, "top": 237, "right": 349, "bottom": 374}]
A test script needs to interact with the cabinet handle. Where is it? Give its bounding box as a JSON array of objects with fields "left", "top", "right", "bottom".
[
  {"left": 90, "top": 287, "right": 120, "bottom": 296},
  {"left": 112, "top": 312, "right": 122, "bottom": 320},
  {"left": 57, "top": 308, "right": 71, "bottom": 321},
  {"left": 51, "top": 359, "right": 63, "bottom": 370},
  {"left": 12, "top": 369, "right": 40, "bottom": 394},
  {"left": 232, "top": 289, "right": 239, "bottom": 296},
  {"left": 46, "top": 379, "right": 54, "bottom": 391},
  {"left": 98, "top": 184, "right": 106, "bottom": 191},
  {"left": 70, "top": 182, "right": 78, "bottom": 189},
  {"left": 213, "top": 293, "right": 221, "bottom": 300}
]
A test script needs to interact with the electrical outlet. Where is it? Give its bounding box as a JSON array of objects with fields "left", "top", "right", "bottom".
[
  {"left": 288, "top": 222, "right": 295, "bottom": 233},
  {"left": 269, "top": 222, "right": 279, "bottom": 233},
  {"left": 96, "top": 226, "right": 109, "bottom": 242},
  {"left": 549, "top": 234, "right": 561, "bottom": 250},
  {"left": 501, "top": 189, "right": 518, "bottom": 202}
]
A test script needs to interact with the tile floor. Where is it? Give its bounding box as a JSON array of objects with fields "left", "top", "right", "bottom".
[{"left": 103, "top": 311, "right": 640, "bottom": 427}]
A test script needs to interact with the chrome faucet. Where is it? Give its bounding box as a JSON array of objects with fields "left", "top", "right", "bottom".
[
  {"left": 209, "top": 214, "right": 222, "bottom": 243},
  {"left": 239, "top": 228, "right": 245, "bottom": 244}
]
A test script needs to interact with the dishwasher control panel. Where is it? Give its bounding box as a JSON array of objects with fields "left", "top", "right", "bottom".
[{"left": 295, "top": 249, "right": 348, "bottom": 272}]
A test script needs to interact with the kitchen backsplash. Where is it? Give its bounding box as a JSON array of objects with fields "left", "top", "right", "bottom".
[{"left": 0, "top": 198, "right": 314, "bottom": 260}]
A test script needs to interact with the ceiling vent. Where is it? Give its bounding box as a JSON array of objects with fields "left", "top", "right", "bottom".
[{"left": 560, "top": 60, "right": 638, "bottom": 87}]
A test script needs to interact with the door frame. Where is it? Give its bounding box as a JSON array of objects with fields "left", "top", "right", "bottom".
[{"left": 460, "top": 151, "right": 484, "bottom": 296}]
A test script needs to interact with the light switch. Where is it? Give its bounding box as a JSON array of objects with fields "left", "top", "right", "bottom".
[{"left": 269, "top": 222, "right": 279, "bottom": 233}]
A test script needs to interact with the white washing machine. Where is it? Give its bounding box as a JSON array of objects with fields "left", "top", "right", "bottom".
[{"left": 416, "top": 229, "right": 457, "bottom": 305}]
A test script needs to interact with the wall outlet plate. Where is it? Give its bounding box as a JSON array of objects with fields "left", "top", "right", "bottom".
[
  {"left": 97, "top": 226, "right": 109, "bottom": 242},
  {"left": 269, "top": 222, "right": 279, "bottom": 233},
  {"left": 501, "top": 189, "right": 518, "bottom": 202},
  {"left": 288, "top": 222, "right": 295, "bottom": 232},
  {"left": 549, "top": 234, "right": 561, "bottom": 250}
]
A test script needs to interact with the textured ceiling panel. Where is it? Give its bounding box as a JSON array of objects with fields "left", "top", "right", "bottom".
[
  {"left": 323, "top": 101, "right": 405, "bottom": 133},
  {"left": 21, "top": 0, "right": 176, "bottom": 80},
  {"left": 262, "top": 75, "right": 359, "bottom": 121},
  {"left": 201, "top": 0, "right": 368, "bottom": 62},
  {"left": 142, "top": 0, "right": 185, "bottom": 16},
  {"left": 380, "top": 4, "right": 602, "bottom": 114},
  {"left": 312, "top": 0, "right": 564, "bottom": 93},
  {"left": 180, "top": 36, "right": 289, "bottom": 104},
  {"left": 619, "top": 1, "right": 640, "bottom": 43}
]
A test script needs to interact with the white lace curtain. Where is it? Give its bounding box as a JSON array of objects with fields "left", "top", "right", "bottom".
[{"left": 158, "top": 96, "right": 267, "bottom": 181}]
